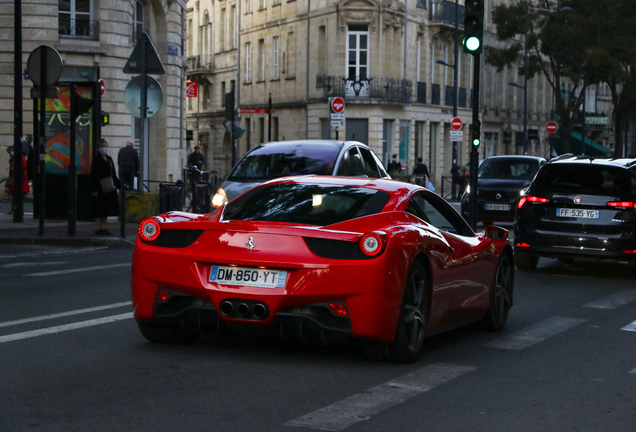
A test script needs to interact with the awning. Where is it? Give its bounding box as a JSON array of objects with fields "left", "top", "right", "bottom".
[{"left": 553, "top": 132, "right": 613, "bottom": 156}]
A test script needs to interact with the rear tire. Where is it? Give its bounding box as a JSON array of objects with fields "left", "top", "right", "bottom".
[
  {"left": 364, "top": 261, "right": 429, "bottom": 363},
  {"left": 515, "top": 253, "right": 539, "bottom": 270},
  {"left": 480, "top": 253, "right": 513, "bottom": 331},
  {"left": 137, "top": 321, "right": 199, "bottom": 345}
]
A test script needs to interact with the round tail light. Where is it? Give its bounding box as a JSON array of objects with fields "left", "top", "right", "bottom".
[
  {"left": 359, "top": 231, "right": 387, "bottom": 257},
  {"left": 139, "top": 218, "right": 160, "bottom": 241}
]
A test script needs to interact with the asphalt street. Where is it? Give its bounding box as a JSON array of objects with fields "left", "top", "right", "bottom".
[{"left": 1, "top": 245, "right": 635, "bottom": 432}]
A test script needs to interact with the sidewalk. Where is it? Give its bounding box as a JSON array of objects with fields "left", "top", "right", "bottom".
[{"left": 0, "top": 197, "right": 137, "bottom": 258}]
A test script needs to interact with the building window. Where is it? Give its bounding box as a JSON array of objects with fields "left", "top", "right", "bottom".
[
  {"left": 245, "top": 42, "right": 252, "bottom": 83},
  {"left": 202, "top": 11, "right": 210, "bottom": 55},
  {"left": 59, "top": 0, "right": 95, "bottom": 38},
  {"left": 259, "top": 0, "right": 266, "bottom": 10},
  {"left": 272, "top": 36, "right": 280, "bottom": 79},
  {"left": 273, "top": 0, "right": 281, "bottom": 5},
  {"left": 258, "top": 39, "right": 265, "bottom": 81},
  {"left": 230, "top": 5, "right": 236, "bottom": 49},
  {"left": 259, "top": 118, "right": 265, "bottom": 143},
  {"left": 286, "top": 32, "right": 296, "bottom": 78},
  {"left": 203, "top": 85, "right": 210, "bottom": 110},
  {"left": 318, "top": 26, "right": 326, "bottom": 76},
  {"left": 220, "top": 8, "right": 226, "bottom": 51},
  {"left": 347, "top": 25, "right": 369, "bottom": 81},
  {"left": 246, "top": 0, "right": 252, "bottom": 13},
  {"left": 133, "top": 1, "right": 144, "bottom": 43},
  {"left": 188, "top": 94, "right": 193, "bottom": 111},
  {"left": 221, "top": 82, "right": 226, "bottom": 106}
]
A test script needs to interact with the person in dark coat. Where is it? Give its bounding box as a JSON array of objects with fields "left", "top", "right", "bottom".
[
  {"left": 117, "top": 140, "right": 139, "bottom": 190},
  {"left": 91, "top": 139, "right": 121, "bottom": 236},
  {"left": 411, "top": 157, "right": 430, "bottom": 186},
  {"left": 387, "top": 154, "right": 402, "bottom": 176}
]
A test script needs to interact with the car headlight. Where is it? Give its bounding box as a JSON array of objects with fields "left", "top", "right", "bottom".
[
  {"left": 212, "top": 188, "right": 227, "bottom": 207},
  {"left": 466, "top": 185, "right": 471, "bottom": 194}
]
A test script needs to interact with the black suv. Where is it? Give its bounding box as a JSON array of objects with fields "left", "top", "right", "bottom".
[
  {"left": 461, "top": 155, "right": 546, "bottom": 225},
  {"left": 514, "top": 155, "right": 636, "bottom": 270}
]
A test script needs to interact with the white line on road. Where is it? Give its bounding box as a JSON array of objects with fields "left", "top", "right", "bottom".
[
  {"left": 583, "top": 289, "right": 636, "bottom": 309},
  {"left": 0, "top": 313, "right": 134, "bottom": 344},
  {"left": 2, "top": 261, "right": 68, "bottom": 268},
  {"left": 484, "top": 316, "right": 588, "bottom": 351},
  {"left": 23, "top": 263, "right": 130, "bottom": 277},
  {"left": 0, "top": 302, "right": 131, "bottom": 329},
  {"left": 285, "top": 363, "right": 477, "bottom": 431},
  {"left": 621, "top": 320, "right": 636, "bottom": 332}
]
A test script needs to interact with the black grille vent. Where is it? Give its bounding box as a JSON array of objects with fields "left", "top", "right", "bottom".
[
  {"left": 141, "top": 229, "right": 204, "bottom": 248},
  {"left": 304, "top": 237, "right": 372, "bottom": 260}
]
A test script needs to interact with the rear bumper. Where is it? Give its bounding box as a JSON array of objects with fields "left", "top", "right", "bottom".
[{"left": 514, "top": 242, "right": 636, "bottom": 261}]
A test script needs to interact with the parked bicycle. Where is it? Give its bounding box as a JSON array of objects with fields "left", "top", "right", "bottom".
[{"left": 183, "top": 165, "right": 218, "bottom": 213}]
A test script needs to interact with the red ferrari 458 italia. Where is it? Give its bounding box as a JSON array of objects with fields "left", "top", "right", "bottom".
[{"left": 132, "top": 176, "right": 514, "bottom": 363}]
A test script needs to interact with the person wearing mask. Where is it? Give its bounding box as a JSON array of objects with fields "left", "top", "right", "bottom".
[
  {"left": 91, "top": 139, "right": 121, "bottom": 235},
  {"left": 21, "top": 134, "right": 32, "bottom": 157},
  {"left": 117, "top": 140, "right": 139, "bottom": 190}
]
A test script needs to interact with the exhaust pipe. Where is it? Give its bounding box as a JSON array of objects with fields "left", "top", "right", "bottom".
[
  {"left": 236, "top": 303, "right": 250, "bottom": 317},
  {"left": 219, "top": 301, "right": 234, "bottom": 316},
  {"left": 252, "top": 303, "right": 267, "bottom": 319}
]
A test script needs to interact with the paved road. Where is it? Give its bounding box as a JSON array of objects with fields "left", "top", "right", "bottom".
[{"left": 1, "top": 248, "right": 635, "bottom": 432}]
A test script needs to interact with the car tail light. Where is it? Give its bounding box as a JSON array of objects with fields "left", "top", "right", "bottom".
[
  {"left": 329, "top": 302, "right": 347, "bottom": 316},
  {"left": 607, "top": 201, "right": 635, "bottom": 208},
  {"left": 359, "top": 231, "right": 388, "bottom": 257},
  {"left": 139, "top": 218, "right": 161, "bottom": 241},
  {"left": 622, "top": 250, "right": 636, "bottom": 254},
  {"left": 516, "top": 242, "right": 530, "bottom": 247},
  {"left": 518, "top": 196, "right": 549, "bottom": 209},
  {"left": 156, "top": 289, "right": 171, "bottom": 302}
]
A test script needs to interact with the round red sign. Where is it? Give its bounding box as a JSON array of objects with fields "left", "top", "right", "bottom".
[
  {"left": 546, "top": 121, "right": 558, "bottom": 134},
  {"left": 99, "top": 78, "right": 105, "bottom": 97},
  {"left": 331, "top": 97, "right": 345, "bottom": 114},
  {"left": 451, "top": 117, "right": 462, "bottom": 130}
]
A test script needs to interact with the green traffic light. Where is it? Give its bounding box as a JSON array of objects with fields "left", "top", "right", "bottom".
[
  {"left": 473, "top": 138, "right": 481, "bottom": 146},
  {"left": 465, "top": 36, "right": 481, "bottom": 51}
]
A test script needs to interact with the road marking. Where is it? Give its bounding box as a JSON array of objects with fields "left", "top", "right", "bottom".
[
  {"left": 484, "top": 317, "right": 587, "bottom": 351},
  {"left": 285, "top": 363, "right": 477, "bottom": 431},
  {"left": 2, "top": 261, "right": 68, "bottom": 268},
  {"left": 0, "top": 313, "right": 134, "bottom": 344},
  {"left": 629, "top": 368, "right": 636, "bottom": 374},
  {"left": 583, "top": 289, "right": 636, "bottom": 309},
  {"left": 23, "top": 263, "right": 130, "bottom": 277},
  {"left": 0, "top": 302, "right": 131, "bottom": 328},
  {"left": 621, "top": 320, "right": 636, "bottom": 332}
]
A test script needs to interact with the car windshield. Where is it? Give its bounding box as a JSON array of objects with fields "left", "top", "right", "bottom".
[
  {"left": 228, "top": 143, "right": 341, "bottom": 181},
  {"left": 223, "top": 183, "right": 391, "bottom": 226},
  {"left": 532, "top": 164, "right": 636, "bottom": 196},
  {"left": 479, "top": 158, "right": 539, "bottom": 180}
]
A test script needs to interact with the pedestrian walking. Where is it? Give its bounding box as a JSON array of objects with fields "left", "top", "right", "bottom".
[
  {"left": 117, "top": 140, "right": 139, "bottom": 190},
  {"left": 91, "top": 139, "right": 121, "bottom": 236},
  {"left": 388, "top": 154, "right": 402, "bottom": 176},
  {"left": 411, "top": 157, "right": 430, "bottom": 186},
  {"left": 5, "top": 145, "right": 29, "bottom": 214}
]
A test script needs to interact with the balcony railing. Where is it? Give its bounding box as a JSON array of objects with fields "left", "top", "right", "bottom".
[
  {"left": 417, "top": 82, "right": 426, "bottom": 104},
  {"left": 431, "top": 84, "right": 441, "bottom": 105},
  {"left": 429, "top": 1, "right": 464, "bottom": 26},
  {"left": 186, "top": 55, "right": 215, "bottom": 71},
  {"left": 58, "top": 19, "right": 99, "bottom": 40},
  {"left": 417, "top": 0, "right": 426, "bottom": 9},
  {"left": 317, "top": 75, "right": 412, "bottom": 103}
]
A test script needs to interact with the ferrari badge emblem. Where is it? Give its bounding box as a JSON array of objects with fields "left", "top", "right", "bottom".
[
  {"left": 245, "top": 236, "right": 255, "bottom": 252},
  {"left": 574, "top": 196, "right": 581, "bottom": 204}
]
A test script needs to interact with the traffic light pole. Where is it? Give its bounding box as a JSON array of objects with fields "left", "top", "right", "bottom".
[{"left": 468, "top": 52, "right": 480, "bottom": 231}]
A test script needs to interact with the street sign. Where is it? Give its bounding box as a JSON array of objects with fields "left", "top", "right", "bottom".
[
  {"left": 528, "top": 129, "right": 539, "bottom": 140},
  {"left": 27, "top": 45, "right": 63, "bottom": 86},
  {"left": 30, "top": 87, "right": 58, "bottom": 99},
  {"left": 329, "top": 97, "right": 345, "bottom": 114},
  {"left": 450, "top": 130, "right": 463, "bottom": 142},
  {"left": 123, "top": 31, "right": 166, "bottom": 75},
  {"left": 186, "top": 81, "right": 198, "bottom": 97},
  {"left": 237, "top": 107, "right": 275, "bottom": 114},
  {"left": 546, "top": 121, "right": 558, "bottom": 134},
  {"left": 330, "top": 113, "right": 345, "bottom": 120},
  {"left": 99, "top": 78, "right": 105, "bottom": 96},
  {"left": 331, "top": 120, "right": 345, "bottom": 127},
  {"left": 124, "top": 75, "right": 164, "bottom": 118},
  {"left": 451, "top": 117, "right": 463, "bottom": 130}
]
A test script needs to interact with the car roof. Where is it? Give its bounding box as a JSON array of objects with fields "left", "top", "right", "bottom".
[
  {"left": 483, "top": 155, "right": 546, "bottom": 162},
  {"left": 548, "top": 154, "right": 636, "bottom": 169},
  {"left": 253, "top": 139, "right": 370, "bottom": 152}
]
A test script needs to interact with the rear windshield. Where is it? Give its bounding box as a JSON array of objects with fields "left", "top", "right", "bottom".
[
  {"left": 223, "top": 183, "right": 391, "bottom": 226},
  {"left": 479, "top": 158, "right": 540, "bottom": 180},
  {"left": 228, "top": 143, "right": 341, "bottom": 181},
  {"left": 532, "top": 164, "right": 636, "bottom": 196}
]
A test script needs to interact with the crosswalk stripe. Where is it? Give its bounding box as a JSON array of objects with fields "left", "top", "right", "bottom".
[
  {"left": 0, "top": 313, "right": 134, "bottom": 344},
  {"left": 285, "top": 363, "right": 477, "bottom": 431},
  {"left": 621, "top": 320, "right": 636, "bottom": 332},
  {"left": 583, "top": 289, "right": 636, "bottom": 309},
  {"left": 484, "top": 316, "right": 587, "bottom": 351},
  {"left": 23, "top": 263, "right": 130, "bottom": 277},
  {"left": 0, "top": 302, "right": 131, "bottom": 328}
]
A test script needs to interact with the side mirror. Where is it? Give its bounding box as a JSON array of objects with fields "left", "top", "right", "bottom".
[{"left": 484, "top": 225, "right": 509, "bottom": 240}]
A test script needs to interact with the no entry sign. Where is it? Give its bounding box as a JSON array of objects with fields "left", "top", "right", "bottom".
[
  {"left": 546, "top": 121, "right": 558, "bottom": 134},
  {"left": 451, "top": 117, "right": 463, "bottom": 130},
  {"left": 330, "top": 97, "right": 345, "bottom": 114},
  {"left": 99, "top": 78, "right": 105, "bottom": 96}
]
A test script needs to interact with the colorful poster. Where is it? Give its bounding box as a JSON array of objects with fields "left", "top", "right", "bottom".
[{"left": 44, "top": 86, "right": 93, "bottom": 174}]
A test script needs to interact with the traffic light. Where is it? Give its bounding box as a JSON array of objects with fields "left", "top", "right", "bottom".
[
  {"left": 71, "top": 90, "right": 94, "bottom": 116},
  {"left": 101, "top": 111, "right": 110, "bottom": 126},
  {"left": 472, "top": 120, "right": 481, "bottom": 146},
  {"left": 463, "top": 0, "right": 484, "bottom": 54}
]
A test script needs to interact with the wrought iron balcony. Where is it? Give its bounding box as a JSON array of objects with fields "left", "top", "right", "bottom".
[
  {"left": 317, "top": 75, "right": 412, "bottom": 103},
  {"left": 429, "top": 1, "right": 464, "bottom": 27},
  {"left": 58, "top": 19, "right": 99, "bottom": 40},
  {"left": 186, "top": 55, "right": 215, "bottom": 72}
]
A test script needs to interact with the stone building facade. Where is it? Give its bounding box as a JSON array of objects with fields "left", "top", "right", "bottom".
[
  {"left": 0, "top": 0, "right": 187, "bottom": 187},
  {"left": 185, "top": 0, "right": 598, "bottom": 193}
]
